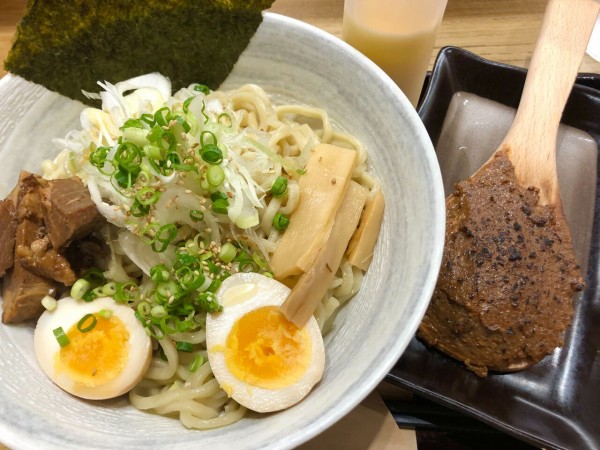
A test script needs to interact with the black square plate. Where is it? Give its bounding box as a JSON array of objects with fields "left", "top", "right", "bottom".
[{"left": 387, "top": 46, "right": 600, "bottom": 450}]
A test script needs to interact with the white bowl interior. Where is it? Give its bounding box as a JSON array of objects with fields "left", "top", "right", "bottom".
[{"left": 0, "top": 13, "right": 445, "bottom": 450}]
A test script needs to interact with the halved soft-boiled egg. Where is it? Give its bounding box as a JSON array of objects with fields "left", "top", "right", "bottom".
[
  {"left": 206, "top": 273, "right": 325, "bottom": 413},
  {"left": 34, "top": 296, "right": 152, "bottom": 400}
]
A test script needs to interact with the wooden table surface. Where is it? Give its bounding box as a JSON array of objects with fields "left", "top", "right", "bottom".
[
  {"left": 0, "top": 1, "right": 598, "bottom": 449},
  {"left": 2, "top": 0, "right": 600, "bottom": 77}
]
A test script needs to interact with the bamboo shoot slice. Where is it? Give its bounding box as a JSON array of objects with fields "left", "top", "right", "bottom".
[
  {"left": 270, "top": 144, "right": 357, "bottom": 280},
  {"left": 281, "top": 181, "right": 369, "bottom": 327},
  {"left": 347, "top": 188, "right": 385, "bottom": 271}
]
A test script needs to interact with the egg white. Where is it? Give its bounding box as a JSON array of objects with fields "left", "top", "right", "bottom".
[
  {"left": 34, "top": 296, "right": 152, "bottom": 400},
  {"left": 206, "top": 273, "right": 325, "bottom": 413}
]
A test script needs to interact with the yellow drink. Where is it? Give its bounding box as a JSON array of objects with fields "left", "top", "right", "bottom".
[{"left": 343, "top": 0, "right": 447, "bottom": 107}]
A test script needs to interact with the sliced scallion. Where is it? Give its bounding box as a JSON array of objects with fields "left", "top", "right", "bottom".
[
  {"left": 97, "top": 309, "right": 113, "bottom": 319},
  {"left": 271, "top": 176, "right": 288, "bottom": 197},
  {"left": 218, "top": 242, "right": 237, "bottom": 263},
  {"left": 212, "top": 198, "right": 229, "bottom": 214},
  {"left": 176, "top": 341, "right": 194, "bottom": 352},
  {"left": 77, "top": 313, "right": 98, "bottom": 333},
  {"left": 53, "top": 327, "right": 70, "bottom": 347},
  {"left": 41, "top": 295, "right": 57, "bottom": 311},
  {"left": 193, "top": 84, "right": 210, "bottom": 94},
  {"left": 200, "top": 144, "right": 223, "bottom": 165},
  {"left": 136, "top": 187, "right": 161, "bottom": 206},
  {"left": 71, "top": 279, "right": 91, "bottom": 300},
  {"left": 273, "top": 212, "right": 290, "bottom": 231},
  {"left": 188, "top": 354, "right": 206, "bottom": 372},
  {"left": 206, "top": 165, "right": 225, "bottom": 186},
  {"left": 189, "top": 209, "right": 204, "bottom": 222}
]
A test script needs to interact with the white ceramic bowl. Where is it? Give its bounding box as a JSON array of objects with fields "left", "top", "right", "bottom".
[{"left": 0, "top": 13, "right": 445, "bottom": 450}]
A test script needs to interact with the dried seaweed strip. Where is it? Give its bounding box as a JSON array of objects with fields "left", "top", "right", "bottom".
[{"left": 5, "top": 0, "right": 274, "bottom": 103}]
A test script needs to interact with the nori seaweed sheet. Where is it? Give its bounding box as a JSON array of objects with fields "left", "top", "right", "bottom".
[{"left": 4, "top": 0, "right": 275, "bottom": 104}]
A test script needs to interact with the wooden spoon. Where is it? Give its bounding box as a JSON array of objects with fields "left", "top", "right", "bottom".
[
  {"left": 495, "top": 0, "right": 599, "bottom": 371},
  {"left": 498, "top": 0, "right": 599, "bottom": 212}
]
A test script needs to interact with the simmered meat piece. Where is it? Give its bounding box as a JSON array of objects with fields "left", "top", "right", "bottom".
[
  {"left": 17, "top": 236, "right": 77, "bottom": 286},
  {"left": 64, "top": 234, "right": 109, "bottom": 277},
  {"left": 2, "top": 173, "right": 60, "bottom": 323},
  {"left": 2, "top": 218, "right": 59, "bottom": 324},
  {"left": 0, "top": 199, "right": 17, "bottom": 276},
  {"left": 40, "top": 177, "right": 105, "bottom": 249}
]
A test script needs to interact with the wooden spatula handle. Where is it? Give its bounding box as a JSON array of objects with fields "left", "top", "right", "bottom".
[{"left": 502, "top": 0, "right": 599, "bottom": 205}]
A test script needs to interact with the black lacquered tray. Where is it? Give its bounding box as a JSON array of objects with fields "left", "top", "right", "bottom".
[{"left": 387, "top": 46, "right": 600, "bottom": 450}]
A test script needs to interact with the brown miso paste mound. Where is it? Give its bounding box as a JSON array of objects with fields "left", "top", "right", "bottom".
[{"left": 418, "top": 151, "right": 584, "bottom": 377}]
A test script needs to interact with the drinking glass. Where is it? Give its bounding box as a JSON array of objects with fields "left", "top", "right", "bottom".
[{"left": 343, "top": 0, "right": 448, "bottom": 107}]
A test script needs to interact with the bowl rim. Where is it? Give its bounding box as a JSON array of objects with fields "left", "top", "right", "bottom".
[{"left": 0, "top": 12, "right": 446, "bottom": 450}]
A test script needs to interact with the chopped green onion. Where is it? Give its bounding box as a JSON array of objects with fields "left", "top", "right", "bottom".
[
  {"left": 41, "top": 295, "right": 57, "bottom": 311},
  {"left": 157, "top": 131, "right": 177, "bottom": 152},
  {"left": 101, "top": 282, "right": 117, "bottom": 296},
  {"left": 120, "top": 118, "right": 144, "bottom": 130},
  {"left": 200, "top": 144, "right": 223, "bottom": 164},
  {"left": 211, "top": 191, "right": 228, "bottom": 202},
  {"left": 114, "top": 141, "right": 142, "bottom": 172},
  {"left": 176, "top": 341, "right": 194, "bottom": 352},
  {"left": 151, "top": 305, "right": 168, "bottom": 319},
  {"left": 150, "top": 264, "right": 171, "bottom": 283},
  {"left": 155, "top": 223, "right": 177, "bottom": 243},
  {"left": 218, "top": 242, "right": 237, "bottom": 263},
  {"left": 130, "top": 200, "right": 151, "bottom": 217},
  {"left": 152, "top": 224, "right": 178, "bottom": 253},
  {"left": 83, "top": 268, "right": 106, "bottom": 286},
  {"left": 77, "top": 313, "right": 97, "bottom": 333},
  {"left": 212, "top": 198, "right": 229, "bottom": 214},
  {"left": 136, "top": 187, "right": 161, "bottom": 206},
  {"left": 167, "top": 152, "right": 194, "bottom": 172},
  {"left": 218, "top": 112, "right": 232, "bottom": 127},
  {"left": 160, "top": 315, "right": 179, "bottom": 334},
  {"left": 92, "top": 286, "right": 105, "bottom": 297},
  {"left": 189, "top": 209, "right": 204, "bottom": 222},
  {"left": 71, "top": 279, "right": 91, "bottom": 300},
  {"left": 183, "top": 97, "right": 194, "bottom": 113},
  {"left": 252, "top": 252, "right": 269, "bottom": 270},
  {"left": 194, "top": 292, "right": 222, "bottom": 312},
  {"left": 271, "top": 176, "right": 288, "bottom": 197},
  {"left": 145, "top": 143, "right": 164, "bottom": 160},
  {"left": 147, "top": 125, "right": 166, "bottom": 144},
  {"left": 154, "top": 107, "right": 171, "bottom": 127},
  {"left": 273, "top": 212, "right": 290, "bottom": 231},
  {"left": 97, "top": 309, "right": 113, "bottom": 319},
  {"left": 193, "top": 84, "right": 210, "bottom": 94},
  {"left": 137, "top": 302, "right": 151, "bottom": 317},
  {"left": 173, "top": 115, "right": 191, "bottom": 133},
  {"left": 206, "top": 165, "right": 225, "bottom": 186},
  {"left": 53, "top": 327, "right": 70, "bottom": 347},
  {"left": 200, "top": 130, "right": 217, "bottom": 147},
  {"left": 123, "top": 127, "right": 149, "bottom": 147},
  {"left": 140, "top": 113, "right": 155, "bottom": 126},
  {"left": 188, "top": 354, "right": 206, "bottom": 372},
  {"left": 238, "top": 259, "right": 259, "bottom": 273},
  {"left": 89, "top": 146, "right": 110, "bottom": 169},
  {"left": 114, "top": 281, "right": 139, "bottom": 304},
  {"left": 82, "top": 290, "right": 97, "bottom": 302},
  {"left": 175, "top": 266, "right": 206, "bottom": 291},
  {"left": 296, "top": 169, "right": 307, "bottom": 175},
  {"left": 157, "top": 280, "right": 181, "bottom": 300}
]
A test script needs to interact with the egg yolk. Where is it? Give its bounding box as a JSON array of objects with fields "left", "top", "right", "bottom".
[
  {"left": 224, "top": 306, "right": 312, "bottom": 390},
  {"left": 56, "top": 314, "right": 130, "bottom": 387}
]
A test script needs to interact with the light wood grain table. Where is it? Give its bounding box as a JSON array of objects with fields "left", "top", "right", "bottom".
[{"left": 0, "top": 1, "right": 598, "bottom": 449}]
